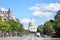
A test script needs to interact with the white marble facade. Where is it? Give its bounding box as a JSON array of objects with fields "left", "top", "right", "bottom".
[{"left": 28, "top": 19, "right": 37, "bottom": 33}]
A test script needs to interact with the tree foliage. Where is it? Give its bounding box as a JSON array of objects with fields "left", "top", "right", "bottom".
[
  {"left": 37, "top": 10, "right": 60, "bottom": 36},
  {"left": 37, "top": 25, "right": 44, "bottom": 33},
  {"left": 0, "top": 17, "right": 27, "bottom": 34}
]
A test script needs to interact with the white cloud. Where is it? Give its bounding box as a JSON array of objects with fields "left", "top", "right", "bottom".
[
  {"left": 29, "top": 6, "right": 40, "bottom": 11},
  {"left": 29, "top": 3, "right": 60, "bottom": 18},
  {"left": 0, "top": 8, "right": 8, "bottom": 11},
  {"left": 44, "top": 3, "right": 60, "bottom": 11},
  {"left": 33, "top": 11, "right": 52, "bottom": 17},
  {"left": 29, "top": 3, "right": 60, "bottom": 11},
  {"left": 21, "top": 18, "right": 35, "bottom": 24}
]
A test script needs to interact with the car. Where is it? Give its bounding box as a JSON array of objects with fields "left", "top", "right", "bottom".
[
  {"left": 36, "top": 32, "right": 40, "bottom": 37},
  {"left": 51, "top": 32, "right": 56, "bottom": 37}
]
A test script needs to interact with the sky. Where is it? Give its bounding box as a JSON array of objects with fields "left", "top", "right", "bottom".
[{"left": 0, "top": 0, "right": 60, "bottom": 29}]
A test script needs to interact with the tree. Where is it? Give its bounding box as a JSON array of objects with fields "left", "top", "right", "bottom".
[
  {"left": 1, "top": 22, "right": 10, "bottom": 32},
  {"left": 37, "top": 10, "right": 60, "bottom": 37},
  {"left": 44, "top": 20, "right": 55, "bottom": 32},
  {"left": 0, "top": 16, "right": 28, "bottom": 34},
  {"left": 37, "top": 25, "right": 44, "bottom": 33},
  {"left": 8, "top": 19, "right": 23, "bottom": 32},
  {"left": 37, "top": 20, "right": 55, "bottom": 35}
]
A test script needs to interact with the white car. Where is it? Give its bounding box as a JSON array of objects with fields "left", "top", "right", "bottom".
[{"left": 36, "top": 32, "right": 40, "bottom": 37}]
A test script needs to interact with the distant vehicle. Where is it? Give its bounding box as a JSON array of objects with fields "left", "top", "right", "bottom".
[
  {"left": 51, "top": 32, "right": 56, "bottom": 37},
  {"left": 36, "top": 32, "right": 40, "bottom": 37}
]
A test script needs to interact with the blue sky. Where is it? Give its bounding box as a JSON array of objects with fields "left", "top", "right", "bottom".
[{"left": 0, "top": 0, "right": 60, "bottom": 29}]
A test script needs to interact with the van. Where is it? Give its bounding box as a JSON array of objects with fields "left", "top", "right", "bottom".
[{"left": 36, "top": 32, "right": 40, "bottom": 37}]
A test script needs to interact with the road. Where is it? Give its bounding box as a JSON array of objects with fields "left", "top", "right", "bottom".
[
  {"left": 0, "top": 35, "right": 59, "bottom": 40},
  {"left": 0, "top": 36, "right": 43, "bottom": 40}
]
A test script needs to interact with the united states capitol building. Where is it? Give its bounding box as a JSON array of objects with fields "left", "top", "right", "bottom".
[
  {"left": 28, "top": 19, "right": 37, "bottom": 33},
  {"left": 0, "top": 8, "right": 15, "bottom": 21}
]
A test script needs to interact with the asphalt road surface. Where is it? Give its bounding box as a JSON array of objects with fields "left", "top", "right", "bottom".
[{"left": 0, "top": 35, "right": 60, "bottom": 40}]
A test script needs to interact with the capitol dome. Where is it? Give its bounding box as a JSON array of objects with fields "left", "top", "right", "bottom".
[{"left": 28, "top": 19, "right": 37, "bottom": 32}]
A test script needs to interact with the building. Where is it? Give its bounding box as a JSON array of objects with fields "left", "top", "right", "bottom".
[
  {"left": 0, "top": 8, "right": 15, "bottom": 21},
  {"left": 28, "top": 19, "right": 37, "bottom": 33},
  {"left": 54, "top": 10, "right": 60, "bottom": 20}
]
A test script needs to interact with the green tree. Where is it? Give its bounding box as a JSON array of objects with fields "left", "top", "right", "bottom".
[
  {"left": 37, "top": 25, "right": 44, "bottom": 33},
  {"left": 53, "top": 19, "right": 60, "bottom": 31},
  {"left": 8, "top": 19, "right": 22, "bottom": 32},
  {"left": 44, "top": 20, "right": 55, "bottom": 32},
  {"left": 1, "top": 22, "right": 10, "bottom": 32},
  {"left": 0, "top": 17, "right": 28, "bottom": 34},
  {"left": 37, "top": 20, "right": 55, "bottom": 35}
]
